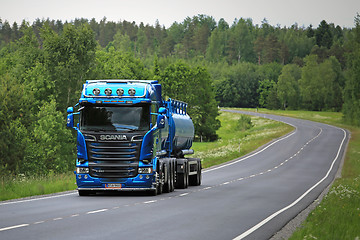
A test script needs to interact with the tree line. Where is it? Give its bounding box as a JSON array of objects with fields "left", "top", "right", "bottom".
[{"left": 0, "top": 14, "right": 359, "bottom": 176}]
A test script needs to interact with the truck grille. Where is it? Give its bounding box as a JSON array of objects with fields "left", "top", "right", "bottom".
[{"left": 85, "top": 141, "right": 140, "bottom": 178}]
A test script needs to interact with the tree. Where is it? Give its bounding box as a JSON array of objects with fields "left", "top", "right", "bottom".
[
  {"left": 216, "top": 62, "right": 260, "bottom": 107},
  {"left": 93, "top": 48, "right": 151, "bottom": 80},
  {"left": 299, "top": 55, "right": 342, "bottom": 111},
  {"left": 315, "top": 20, "right": 333, "bottom": 49},
  {"left": 23, "top": 100, "right": 74, "bottom": 175},
  {"left": 112, "top": 31, "right": 133, "bottom": 53},
  {"left": 159, "top": 61, "right": 220, "bottom": 141},
  {"left": 277, "top": 64, "right": 301, "bottom": 109},
  {"left": 42, "top": 23, "right": 97, "bottom": 110},
  {"left": 343, "top": 14, "right": 360, "bottom": 125},
  {"left": 0, "top": 74, "right": 31, "bottom": 174}
]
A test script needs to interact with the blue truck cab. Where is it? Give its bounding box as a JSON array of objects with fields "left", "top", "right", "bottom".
[{"left": 66, "top": 80, "right": 201, "bottom": 196}]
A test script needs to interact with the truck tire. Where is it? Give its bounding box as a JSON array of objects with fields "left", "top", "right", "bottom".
[
  {"left": 163, "top": 162, "right": 171, "bottom": 193},
  {"left": 157, "top": 162, "right": 163, "bottom": 195},
  {"left": 170, "top": 159, "right": 175, "bottom": 192},
  {"left": 189, "top": 159, "right": 202, "bottom": 186},
  {"left": 176, "top": 160, "right": 188, "bottom": 189}
]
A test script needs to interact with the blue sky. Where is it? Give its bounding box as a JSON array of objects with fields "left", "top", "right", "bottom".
[{"left": 1, "top": 0, "right": 359, "bottom": 28}]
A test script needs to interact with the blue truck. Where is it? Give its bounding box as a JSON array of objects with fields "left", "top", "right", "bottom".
[{"left": 66, "top": 80, "right": 201, "bottom": 196}]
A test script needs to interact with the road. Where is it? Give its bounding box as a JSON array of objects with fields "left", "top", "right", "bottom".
[{"left": 0, "top": 110, "right": 349, "bottom": 240}]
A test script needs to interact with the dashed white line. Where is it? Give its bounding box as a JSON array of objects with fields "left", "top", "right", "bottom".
[
  {"left": 179, "top": 193, "right": 189, "bottom": 197},
  {"left": 86, "top": 209, "right": 108, "bottom": 214},
  {"left": 143, "top": 200, "right": 157, "bottom": 204},
  {"left": 34, "top": 221, "right": 44, "bottom": 225},
  {"left": 53, "top": 217, "right": 63, "bottom": 221}
]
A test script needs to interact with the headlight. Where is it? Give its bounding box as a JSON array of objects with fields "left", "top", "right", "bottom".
[
  {"left": 77, "top": 167, "right": 89, "bottom": 174},
  {"left": 138, "top": 167, "right": 152, "bottom": 174}
]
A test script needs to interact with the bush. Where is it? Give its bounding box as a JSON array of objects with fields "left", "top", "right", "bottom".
[{"left": 237, "top": 115, "right": 253, "bottom": 131}]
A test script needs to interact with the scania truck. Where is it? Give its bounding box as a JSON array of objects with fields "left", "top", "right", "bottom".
[{"left": 66, "top": 80, "right": 201, "bottom": 196}]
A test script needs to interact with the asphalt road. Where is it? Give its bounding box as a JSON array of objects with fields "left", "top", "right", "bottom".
[{"left": 0, "top": 110, "right": 349, "bottom": 240}]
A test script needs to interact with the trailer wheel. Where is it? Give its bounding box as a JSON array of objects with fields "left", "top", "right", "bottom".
[
  {"left": 170, "top": 160, "right": 175, "bottom": 192},
  {"left": 176, "top": 161, "right": 189, "bottom": 189},
  {"left": 189, "top": 159, "right": 201, "bottom": 186}
]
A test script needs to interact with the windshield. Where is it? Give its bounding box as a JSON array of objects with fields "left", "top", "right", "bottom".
[{"left": 80, "top": 105, "right": 150, "bottom": 132}]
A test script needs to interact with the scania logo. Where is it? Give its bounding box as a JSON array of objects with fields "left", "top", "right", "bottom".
[{"left": 99, "top": 135, "right": 127, "bottom": 141}]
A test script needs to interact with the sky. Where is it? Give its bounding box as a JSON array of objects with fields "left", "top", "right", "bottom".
[{"left": 0, "top": 0, "right": 359, "bottom": 28}]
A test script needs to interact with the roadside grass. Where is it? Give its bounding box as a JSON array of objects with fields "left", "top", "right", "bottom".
[
  {"left": 0, "top": 173, "right": 76, "bottom": 201},
  {"left": 192, "top": 111, "right": 294, "bottom": 169},
  {"left": 239, "top": 108, "right": 360, "bottom": 240}
]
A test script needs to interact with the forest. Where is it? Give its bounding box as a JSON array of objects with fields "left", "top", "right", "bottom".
[{"left": 0, "top": 14, "right": 359, "bottom": 176}]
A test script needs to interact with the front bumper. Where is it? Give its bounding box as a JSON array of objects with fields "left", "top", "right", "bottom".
[{"left": 75, "top": 172, "right": 156, "bottom": 190}]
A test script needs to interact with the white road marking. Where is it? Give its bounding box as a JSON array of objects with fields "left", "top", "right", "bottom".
[
  {"left": 179, "top": 193, "right": 189, "bottom": 197},
  {"left": 143, "top": 200, "right": 157, "bottom": 204},
  {"left": 53, "top": 217, "right": 62, "bottom": 221},
  {"left": 86, "top": 209, "right": 108, "bottom": 214},
  {"left": 34, "top": 221, "right": 45, "bottom": 225},
  {"left": 233, "top": 128, "right": 347, "bottom": 240},
  {"left": 0, "top": 224, "right": 29, "bottom": 232}
]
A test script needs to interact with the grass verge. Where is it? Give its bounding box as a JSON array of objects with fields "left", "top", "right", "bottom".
[
  {"left": 240, "top": 108, "right": 360, "bottom": 240},
  {"left": 0, "top": 173, "right": 76, "bottom": 201}
]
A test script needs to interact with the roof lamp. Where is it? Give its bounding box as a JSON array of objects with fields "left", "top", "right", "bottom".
[
  {"left": 105, "top": 88, "right": 112, "bottom": 96},
  {"left": 93, "top": 88, "right": 100, "bottom": 96},
  {"left": 117, "top": 88, "right": 124, "bottom": 96},
  {"left": 128, "top": 88, "right": 136, "bottom": 96}
]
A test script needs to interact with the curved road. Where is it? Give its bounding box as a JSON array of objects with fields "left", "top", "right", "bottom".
[{"left": 0, "top": 110, "right": 349, "bottom": 240}]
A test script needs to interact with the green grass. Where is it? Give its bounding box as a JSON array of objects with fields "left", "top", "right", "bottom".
[
  {"left": 192, "top": 110, "right": 294, "bottom": 168},
  {"left": 238, "top": 108, "right": 360, "bottom": 240},
  {"left": 0, "top": 173, "right": 76, "bottom": 201}
]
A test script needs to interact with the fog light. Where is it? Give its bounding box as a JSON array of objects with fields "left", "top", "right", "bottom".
[
  {"left": 84, "top": 175, "right": 88, "bottom": 179},
  {"left": 139, "top": 175, "right": 143, "bottom": 179},
  {"left": 146, "top": 175, "right": 150, "bottom": 179},
  {"left": 138, "top": 167, "right": 152, "bottom": 174},
  {"left": 78, "top": 175, "right": 81, "bottom": 179}
]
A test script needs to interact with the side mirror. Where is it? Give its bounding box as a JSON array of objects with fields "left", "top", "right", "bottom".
[
  {"left": 66, "top": 107, "right": 74, "bottom": 129},
  {"left": 156, "top": 115, "right": 165, "bottom": 129}
]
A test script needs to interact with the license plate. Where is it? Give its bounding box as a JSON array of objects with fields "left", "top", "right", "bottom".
[{"left": 105, "top": 183, "right": 122, "bottom": 189}]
